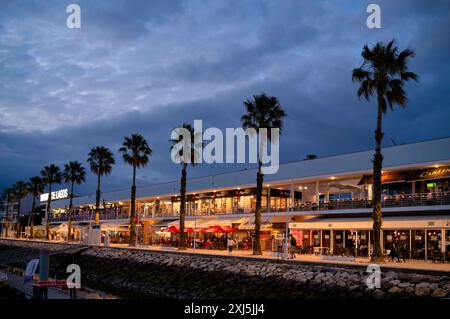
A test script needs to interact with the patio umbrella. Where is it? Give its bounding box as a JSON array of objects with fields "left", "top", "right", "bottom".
[
  {"left": 162, "top": 225, "right": 179, "bottom": 233},
  {"left": 205, "top": 225, "right": 221, "bottom": 233},
  {"left": 205, "top": 225, "right": 234, "bottom": 233},
  {"left": 218, "top": 226, "right": 235, "bottom": 233}
]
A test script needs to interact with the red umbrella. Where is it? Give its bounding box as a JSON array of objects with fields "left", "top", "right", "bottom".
[
  {"left": 162, "top": 225, "right": 179, "bottom": 232},
  {"left": 205, "top": 225, "right": 221, "bottom": 233},
  {"left": 219, "top": 226, "right": 235, "bottom": 233},
  {"left": 205, "top": 225, "right": 234, "bottom": 233},
  {"left": 185, "top": 227, "right": 206, "bottom": 233}
]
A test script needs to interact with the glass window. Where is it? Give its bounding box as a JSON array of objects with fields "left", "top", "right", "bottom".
[{"left": 411, "top": 230, "right": 425, "bottom": 259}]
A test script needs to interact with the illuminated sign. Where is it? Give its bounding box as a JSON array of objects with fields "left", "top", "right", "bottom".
[
  {"left": 358, "top": 165, "right": 450, "bottom": 185},
  {"left": 419, "top": 167, "right": 450, "bottom": 179},
  {"left": 40, "top": 189, "right": 69, "bottom": 202}
]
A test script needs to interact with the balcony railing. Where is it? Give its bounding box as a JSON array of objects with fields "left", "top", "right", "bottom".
[
  {"left": 295, "top": 191, "right": 450, "bottom": 211},
  {"left": 49, "top": 191, "right": 450, "bottom": 222}
]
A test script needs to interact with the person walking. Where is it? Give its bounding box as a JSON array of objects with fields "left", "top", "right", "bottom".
[
  {"left": 389, "top": 240, "right": 400, "bottom": 262},
  {"left": 227, "top": 237, "right": 235, "bottom": 255},
  {"left": 289, "top": 234, "right": 297, "bottom": 259}
]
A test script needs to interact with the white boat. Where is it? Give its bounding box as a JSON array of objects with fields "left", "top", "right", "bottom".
[{"left": 0, "top": 271, "right": 8, "bottom": 283}]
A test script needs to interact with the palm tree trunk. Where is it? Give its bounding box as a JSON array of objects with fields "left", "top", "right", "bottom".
[
  {"left": 68, "top": 180, "right": 74, "bottom": 241},
  {"left": 179, "top": 163, "right": 187, "bottom": 250},
  {"left": 30, "top": 195, "right": 36, "bottom": 239},
  {"left": 130, "top": 164, "right": 137, "bottom": 246},
  {"left": 371, "top": 97, "right": 385, "bottom": 262},
  {"left": 253, "top": 161, "right": 263, "bottom": 255},
  {"left": 95, "top": 173, "right": 101, "bottom": 225},
  {"left": 46, "top": 184, "right": 52, "bottom": 240}
]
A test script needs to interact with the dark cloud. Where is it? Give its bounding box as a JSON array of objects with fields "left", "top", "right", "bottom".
[{"left": 0, "top": 0, "right": 449, "bottom": 195}]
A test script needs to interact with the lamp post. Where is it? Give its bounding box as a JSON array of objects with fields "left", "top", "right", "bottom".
[
  {"left": 285, "top": 182, "right": 294, "bottom": 259},
  {"left": 193, "top": 218, "right": 197, "bottom": 253}
]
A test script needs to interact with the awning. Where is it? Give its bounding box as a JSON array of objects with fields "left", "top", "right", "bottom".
[
  {"left": 199, "top": 219, "right": 240, "bottom": 227},
  {"left": 148, "top": 220, "right": 174, "bottom": 228},
  {"left": 167, "top": 220, "right": 198, "bottom": 228},
  {"left": 238, "top": 215, "right": 272, "bottom": 230},
  {"left": 289, "top": 216, "right": 450, "bottom": 230},
  {"left": 168, "top": 217, "right": 244, "bottom": 228},
  {"left": 101, "top": 223, "right": 130, "bottom": 231}
]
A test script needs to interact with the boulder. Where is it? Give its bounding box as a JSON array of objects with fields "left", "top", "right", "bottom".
[
  {"left": 397, "top": 282, "right": 412, "bottom": 289},
  {"left": 431, "top": 288, "right": 448, "bottom": 298},
  {"left": 415, "top": 286, "right": 431, "bottom": 297},
  {"left": 388, "top": 286, "right": 402, "bottom": 294}
]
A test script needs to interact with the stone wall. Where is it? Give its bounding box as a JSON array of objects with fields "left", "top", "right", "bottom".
[{"left": 1, "top": 239, "right": 449, "bottom": 299}]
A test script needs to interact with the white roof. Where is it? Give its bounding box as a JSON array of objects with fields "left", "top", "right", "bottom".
[{"left": 53, "top": 137, "right": 450, "bottom": 208}]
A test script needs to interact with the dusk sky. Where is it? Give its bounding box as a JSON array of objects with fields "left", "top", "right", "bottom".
[{"left": 1, "top": 0, "right": 449, "bottom": 197}]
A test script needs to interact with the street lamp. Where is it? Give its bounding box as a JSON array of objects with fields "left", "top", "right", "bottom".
[
  {"left": 193, "top": 218, "right": 197, "bottom": 253},
  {"left": 285, "top": 182, "right": 294, "bottom": 259}
]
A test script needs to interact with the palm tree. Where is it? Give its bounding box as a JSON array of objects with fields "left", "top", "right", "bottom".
[
  {"left": 1, "top": 187, "right": 14, "bottom": 238},
  {"left": 26, "top": 176, "right": 45, "bottom": 239},
  {"left": 87, "top": 146, "right": 115, "bottom": 225},
  {"left": 41, "top": 164, "right": 63, "bottom": 240},
  {"left": 63, "top": 161, "right": 86, "bottom": 241},
  {"left": 12, "top": 181, "right": 28, "bottom": 238},
  {"left": 170, "top": 123, "right": 202, "bottom": 250},
  {"left": 241, "top": 93, "right": 286, "bottom": 255},
  {"left": 119, "top": 134, "right": 152, "bottom": 246},
  {"left": 0, "top": 196, "right": 3, "bottom": 237},
  {"left": 352, "top": 40, "right": 417, "bottom": 262}
]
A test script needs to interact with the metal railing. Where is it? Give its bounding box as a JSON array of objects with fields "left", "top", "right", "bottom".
[
  {"left": 292, "top": 191, "right": 450, "bottom": 211},
  {"left": 49, "top": 191, "right": 450, "bottom": 222}
]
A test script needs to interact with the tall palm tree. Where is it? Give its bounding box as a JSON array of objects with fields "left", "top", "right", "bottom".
[
  {"left": 0, "top": 196, "right": 2, "bottom": 235},
  {"left": 352, "top": 40, "right": 417, "bottom": 262},
  {"left": 41, "top": 164, "right": 63, "bottom": 240},
  {"left": 63, "top": 161, "right": 86, "bottom": 241},
  {"left": 87, "top": 146, "right": 115, "bottom": 225},
  {"left": 26, "top": 176, "right": 45, "bottom": 239},
  {"left": 119, "top": 134, "right": 152, "bottom": 246},
  {"left": 241, "top": 93, "right": 286, "bottom": 255},
  {"left": 170, "top": 123, "right": 202, "bottom": 250},
  {"left": 1, "top": 187, "right": 14, "bottom": 238},
  {"left": 12, "top": 181, "right": 28, "bottom": 238}
]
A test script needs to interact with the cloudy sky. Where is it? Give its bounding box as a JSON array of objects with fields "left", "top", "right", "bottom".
[{"left": 1, "top": 0, "right": 449, "bottom": 197}]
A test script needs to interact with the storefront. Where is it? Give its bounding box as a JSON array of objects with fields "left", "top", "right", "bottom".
[
  {"left": 101, "top": 223, "right": 131, "bottom": 244},
  {"left": 289, "top": 215, "right": 450, "bottom": 260}
]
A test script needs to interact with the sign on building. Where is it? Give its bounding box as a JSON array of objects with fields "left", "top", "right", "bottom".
[{"left": 40, "top": 189, "right": 69, "bottom": 202}]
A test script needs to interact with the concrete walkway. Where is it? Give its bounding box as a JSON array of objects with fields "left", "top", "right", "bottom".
[
  {"left": 107, "top": 243, "right": 450, "bottom": 274},
  {"left": 2, "top": 238, "right": 450, "bottom": 273}
]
